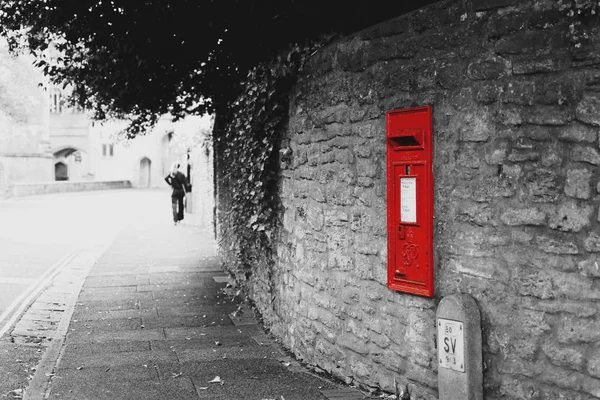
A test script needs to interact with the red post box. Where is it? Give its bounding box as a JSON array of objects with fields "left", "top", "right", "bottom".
[{"left": 386, "top": 106, "right": 434, "bottom": 297}]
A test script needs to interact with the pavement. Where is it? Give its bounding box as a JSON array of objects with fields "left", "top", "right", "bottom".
[{"left": 5, "top": 198, "right": 371, "bottom": 400}]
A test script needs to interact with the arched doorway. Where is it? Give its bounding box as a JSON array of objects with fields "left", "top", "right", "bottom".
[
  {"left": 53, "top": 147, "right": 88, "bottom": 181},
  {"left": 139, "top": 157, "right": 151, "bottom": 188},
  {"left": 55, "top": 162, "right": 68, "bottom": 181}
]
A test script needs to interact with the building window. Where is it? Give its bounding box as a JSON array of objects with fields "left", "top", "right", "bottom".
[
  {"left": 102, "top": 144, "right": 114, "bottom": 157},
  {"left": 50, "top": 91, "right": 62, "bottom": 113}
]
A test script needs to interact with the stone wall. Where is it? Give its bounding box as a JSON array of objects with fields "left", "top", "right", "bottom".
[
  {"left": 218, "top": 0, "right": 600, "bottom": 399},
  {"left": 11, "top": 180, "right": 132, "bottom": 197}
]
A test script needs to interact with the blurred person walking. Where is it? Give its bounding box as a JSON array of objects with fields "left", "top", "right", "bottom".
[{"left": 164, "top": 162, "right": 188, "bottom": 225}]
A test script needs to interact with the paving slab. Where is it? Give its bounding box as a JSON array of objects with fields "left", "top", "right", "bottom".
[
  {"left": 65, "top": 328, "right": 165, "bottom": 344},
  {"left": 54, "top": 364, "right": 158, "bottom": 383},
  {"left": 69, "top": 317, "right": 144, "bottom": 332},
  {"left": 77, "top": 290, "right": 153, "bottom": 302},
  {"left": 58, "top": 348, "right": 179, "bottom": 369},
  {"left": 142, "top": 314, "right": 233, "bottom": 329},
  {"left": 75, "top": 298, "right": 140, "bottom": 311},
  {"left": 47, "top": 375, "right": 198, "bottom": 400},
  {"left": 155, "top": 303, "right": 237, "bottom": 317},
  {"left": 25, "top": 206, "right": 371, "bottom": 400},
  {"left": 83, "top": 275, "right": 150, "bottom": 287},
  {"left": 72, "top": 307, "right": 158, "bottom": 322}
]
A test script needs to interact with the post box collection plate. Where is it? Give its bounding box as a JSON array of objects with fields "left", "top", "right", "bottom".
[{"left": 386, "top": 106, "right": 434, "bottom": 297}]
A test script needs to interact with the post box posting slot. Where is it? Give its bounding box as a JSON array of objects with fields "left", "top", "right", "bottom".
[{"left": 386, "top": 106, "right": 434, "bottom": 297}]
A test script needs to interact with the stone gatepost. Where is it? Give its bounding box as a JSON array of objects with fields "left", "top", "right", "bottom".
[{"left": 436, "top": 294, "right": 483, "bottom": 400}]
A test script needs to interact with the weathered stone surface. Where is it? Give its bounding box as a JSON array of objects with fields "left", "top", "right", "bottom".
[
  {"left": 513, "top": 57, "right": 568, "bottom": 75},
  {"left": 578, "top": 258, "right": 600, "bottom": 278},
  {"left": 571, "top": 145, "right": 600, "bottom": 165},
  {"left": 557, "top": 123, "right": 599, "bottom": 143},
  {"left": 584, "top": 232, "right": 600, "bottom": 253},
  {"left": 588, "top": 348, "right": 600, "bottom": 379},
  {"left": 548, "top": 202, "right": 593, "bottom": 233},
  {"left": 521, "top": 105, "right": 572, "bottom": 126},
  {"left": 526, "top": 170, "right": 561, "bottom": 203},
  {"left": 501, "top": 208, "right": 546, "bottom": 226},
  {"left": 542, "top": 340, "right": 585, "bottom": 371},
  {"left": 557, "top": 316, "right": 600, "bottom": 344},
  {"left": 218, "top": 2, "right": 600, "bottom": 399},
  {"left": 576, "top": 91, "right": 600, "bottom": 126},
  {"left": 536, "top": 235, "right": 579, "bottom": 255},
  {"left": 467, "top": 57, "right": 508, "bottom": 80},
  {"left": 565, "top": 168, "right": 592, "bottom": 199},
  {"left": 474, "top": 0, "right": 521, "bottom": 11},
  {"left": 495, "top": 30, "right": 567, "bottom": 56}
]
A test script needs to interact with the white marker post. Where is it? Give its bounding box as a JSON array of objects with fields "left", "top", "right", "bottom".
[{"left": 436, "top": 294, "right": 483, "bottom": 400}]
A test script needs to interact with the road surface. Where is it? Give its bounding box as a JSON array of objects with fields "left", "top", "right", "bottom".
[{"left": 0, "top": 188, "right": 172, "bottom": 334}]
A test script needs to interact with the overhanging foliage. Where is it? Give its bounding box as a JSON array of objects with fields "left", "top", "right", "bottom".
[{"left": 0, "top": 0, "right": 435, "bottom": 136}]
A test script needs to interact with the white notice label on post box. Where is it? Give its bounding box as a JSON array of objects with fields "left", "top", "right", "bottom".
[
  {"left": 400, "top": 177, "right": 417, "bottom": 223},
  {"left": 438, "top": 318, "right": 465, "bottom": 372}
]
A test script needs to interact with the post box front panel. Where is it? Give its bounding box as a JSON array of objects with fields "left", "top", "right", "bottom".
[{"left": 386, "top": 106, "right": 434, "bottom": 297}]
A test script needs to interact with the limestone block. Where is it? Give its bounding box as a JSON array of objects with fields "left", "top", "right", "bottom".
[
  {"left": 515, "top": 269, "right": 554, "bottom": 299},
  {"left": 548, "top": 201, "right": 593, "bottom": 232},
  {"left": 578, "top": 258, "right": 600, "bottom": 278},
  {"left": 324, "top": 209, "right": 349, "bottom": 227},
  {"left": 308, "top": 184, "right": 326, "bottom": 203},
  {"left": 353, "top": 143, "right": 371, "bottom": 158},
  {"left": 521, "top": 105, "right": 572, "bottom": 126},
  {"left": 526, "top": 169, "right": 561, "bottom": 203},
  {"left": 571, "top": 145, "right": 600, "bottom": 165},
  {"left": 565, "top": 168, "right": 592, "bottom": 199},
  {"left": 500, "top": 207, "right": 546, "bottom": 226},
  {"left": 584, "top": 232, "right": 600, "bottom": 252},
  {"left": 557, "top": 316, "right": 600, "bottom": 344},
  {"left": 513, "top": 58, "right": 568, "bottom": 75},
  {"left": 475, "top": 82, "right": 502, "bottom": 104},
  {"left": 457, "top": 111, "right": 491, "bottom": 142},
  {"left": 557, "top": 123, "right": 599, "bottom": 143},
  {"left": 467, "top": 57, "right": 508, "bottom": 81},
  {"left": 588, "top": 347, "right": 600, "bottom": 379},
  {"left": 576, "top": 91, "right": 600, "bottom": 126},
  {"left": 494, "top": 30, "right": 566, "bottom": 56},
  {"left": 357, "top": 158, "right": 377, "bottom": 178},
  {"left": 540, "top": 142, "right": 563, "bottom": 167},
  {"left": 507, "top": 149, "right": 540, "bottom": 162},
  {"left": 306, "top": 204, "right": 324, "bottom": 231},
  {"left": 536, "top": 235, "right": 579, "bottom": 254},
  {"left": 327, "top": 251, "right": 355, "bottom": 271},
  {"left": 501, "top": 80, "right": 535, "bottom": 105},
  {"left": 338, "top": 332, "right": 370, "bottom": 355},
  {"left": 474, "top": 0, "right": 521, "bottom": 11}
]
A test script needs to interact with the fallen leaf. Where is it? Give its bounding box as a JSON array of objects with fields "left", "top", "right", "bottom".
[
  {"left": 8, "top": 388, "right": 23, "bottom": 399},
  {"left": 215, "top": 341, "right": 221, "bottom": 346},
  {"left": 197, "top": 387, "right": 209, "bottom": 390},
  {"left": 171, "top": 372, "right": 183, "bottom": 378},
  {"left": 209, "top": 376, "right": 223, "bottom": 384},
  {"left": 76, "top": 366, "right": 83, "bottom": 370}
]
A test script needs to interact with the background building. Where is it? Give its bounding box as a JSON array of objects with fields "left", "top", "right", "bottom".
[{"left": 0, "top": 41, "right": 53, "bottom": 196}]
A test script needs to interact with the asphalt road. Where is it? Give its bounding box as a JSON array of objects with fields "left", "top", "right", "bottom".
[{"left": 0, "top": 188, "right": 171, "bottom": 335}]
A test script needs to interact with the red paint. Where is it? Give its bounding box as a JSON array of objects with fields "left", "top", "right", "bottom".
[{"left": 386, "top": 106, "right": 434, "bottom": 297}]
